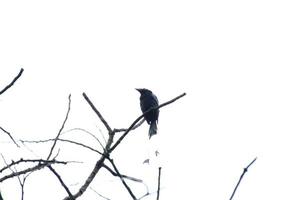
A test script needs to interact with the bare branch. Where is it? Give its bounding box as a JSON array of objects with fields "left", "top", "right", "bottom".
[
  {"left": 47, "top": 94, "right": 71, "bottom": 160},
  {"left": 63, "top": 128, "right": 105, "bottom": 150},
  {"left": 82, "top": 93, "right": 113, "bottom": 134},
  {"left": 21, "top": 138, "right": 103, "bottom": 156},
  {"left": 0, "top": 126, "right": 19, "bottom": 147},
  {"left": 1, "top": 154, "right": 28, "bottom": 200},
  {"left": 113, "top": 119, "right": 146, "bottom": 133},
  {"left": 89, "top": 187, "right": 111, "bottom": 200},
  {"left": 0, "top": 161, "right": 67, "bottom": 183},
  {"left": 110, "top": 92, "right": 186, "bottom": 152},
  {"left": 48, "top": 166, "right": 75, "bottom": 200},
  {"left": 63, "top": 92, "right": 185, "bottom": 200},
  {"left": 0, "top": 68, "right": 24, "bottom": 96},
  {"left": 96, "top": 125, "right": 108, "bottom": 145},
  {"left": 0, "top": 158, "right": 67, "bottom": 173},
  {"left": 63, "top": 133, "right": 114, "bottom": 200},
  {"left": 15, "top": 171, "right": 30, "bottom": 200},
  {"left": 229, "top": 157, "right": 257, "bottom": 200},
  {"left": 108, "top": 158, "right": 137, "bottom": 200},
  {"left": 103, "top": 164, "right": 143, "bottom": 183},
  {"left": 138, "top": 190, "right": 157, "bottom": 200},
  {"left": 156, "top": 167, "right": 162, "bottom": 200},
  {"left": 18, "top": 176, "right": 26, "bottom": 200}
]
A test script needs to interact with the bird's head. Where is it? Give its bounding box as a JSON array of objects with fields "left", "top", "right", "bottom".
[{"left": 135, "top": 88, "right": 152, "bottom": 95}]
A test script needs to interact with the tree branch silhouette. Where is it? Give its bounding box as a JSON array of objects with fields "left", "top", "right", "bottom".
[
  {"left": 63, "top": 92, "right": 186, "bottom": 200},
  {"left": 1, "top": 154, "right": 31, "bottom": 200},
  {"left": 47, "top": 94, "right": 71, "bottom": 160},
  {"left": 103, "top": 164, "right": 143, "bottom": 183},
  {"left": 0, "top": 90, "right": 186, "bottom": 199},
  {"left": 108, "top": 158, "right": 137, "bottom": 200},
  {"left": 21, "top": 138, "right": 103, "bottom": 155},
  {"left": 229, "top": 157, "right": 257, "bottom": 200},
  {"left": 113, "top": 119, "right": 146, "bottom": 133},
  {"left": 82, "top": 92, "right": 113, "bottom": 134},
  {"left": 0, "top": 68, "right": 24, "bottom": 146},
  {"left": 49, "top": 166, "right": 75, "bottom": 200},
  {"left": 0, "top": 95, "right": 72, "bottom": 185},
  {"left": 0, "top": 158, "right": 67, "bottom": 174},
  {"left": 0, "top": 160, "right": 68, "bottom": 183},
  {"left": 0, "top": 68, "right": 24, "bottom": 96},
  {"left": 156, "top": 167, "right": 162, "bottom": 200},
  {"left": 89, "top": 187, "right": 111, "bottom": 200},
  {"left": 0, "top": 126, "right": 19, "bottom": 147}
]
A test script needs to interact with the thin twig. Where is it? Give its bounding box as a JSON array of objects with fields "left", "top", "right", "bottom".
[
  {"left": 0, "top": 126, "right": 19, "bottom": 147},
  {"left": 110, "top": 92, "right": 186, "bottom": 152},
  {"left": 82, "top": 93, "right": 113, "bottom": 134},
  {"left": 0, "top": 161, "right": 67, "bottom": 183},
  {"left": 1, "top": 154, "right": 27, "bottom": 199},
  {"left": 96, "top": 125, "right": 107, "bottom": 145},
  {"left": 0, "top": 158, "right": 67, "bottom": 173},
  {"left": 63, "top": 128, "right": 105, "bottom": 150},
  {"left": 89, "top": 187, "right": 111, "bottom": 200},
  {"left": 157, "top": 167, "right": 162, "bottom": 200},
  {"left": 108, "top": 158, "right": 137, "bottom": 200},
  {"left": 21, "top": 138, "right": 103, "bottom": 155},
  {"left": 15, "top": 170, "right": 30, "bottom": 200},
  {"left": 0, "top": 68, "right": 24, "bottom": 96},
  {"left": 48, "top": 166, "right": 75, "bottom": 200},
  {"left": 229, "top": 157, "right": 257, "bottom": 200},
  {"left": 138, "top": 191, "right": 156, "bottom": 200},
  {"left": 19, "top": 176, "right": 26, "bottom": 200},
  {"left": 138, "top": 182, "right": 163, "bottom": 200},
  {"left": 103, "top": 164, "right": 152, "bottom": 200},
  {"left": 113, "top": 119, "right": 146, "bottom": 133},
  {"left": 47, "top": 94, "right": 71, "bottom": 160},
  {"left": 103, "top": 164, "right": 143, "bottom": 183}
]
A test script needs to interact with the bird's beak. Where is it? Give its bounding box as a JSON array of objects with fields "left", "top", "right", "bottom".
[{"left": 135, "top": 88, "right": 141, "bottom": 93}]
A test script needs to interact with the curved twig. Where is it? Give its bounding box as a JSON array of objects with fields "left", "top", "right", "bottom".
[
  {"left": 20, "top": 138, "right": 103, "bottom": 155},
  {"left": 103, "top": 164, "right": 143, "bottom": 183},
  {"left": 47, "top": 94, "right": 71, "bottom": 160},
  {"left": 0, "top": 68, "right": 24, "bottom": 96},
  {"left": 229, "top": 157, "right": 257, "bottom": 200},
  {"left": 62, "top": 128, "right": 105, "bottom": 150},
  {"left": 63, "top": 131, "right": 114, "bottom": 200}
]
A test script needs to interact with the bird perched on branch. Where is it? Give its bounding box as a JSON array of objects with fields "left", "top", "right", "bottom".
[{"left": 136, "top": 88, "right": 159, "bottom": 138}]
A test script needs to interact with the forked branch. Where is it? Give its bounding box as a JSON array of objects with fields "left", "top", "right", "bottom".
[{"left": 63, "top": 92, "right": 186, "bottom": 200}]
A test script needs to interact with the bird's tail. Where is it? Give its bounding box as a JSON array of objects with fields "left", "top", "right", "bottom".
[{"left": 149, "top": 121, "right": 157, "bottom": 138}]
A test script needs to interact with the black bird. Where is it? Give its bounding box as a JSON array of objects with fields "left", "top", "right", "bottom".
[{"left": 136, "top": 88, "right": 159, "bottom": 138}]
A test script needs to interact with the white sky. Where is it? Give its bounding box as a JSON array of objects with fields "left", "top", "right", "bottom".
[{"left": 1, "top": 0, "right": 300, "bottom": 199}]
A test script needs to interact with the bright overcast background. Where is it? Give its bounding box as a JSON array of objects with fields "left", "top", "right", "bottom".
[{"left": 1, "top": 0, "right": 300, "bottom": 200}]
